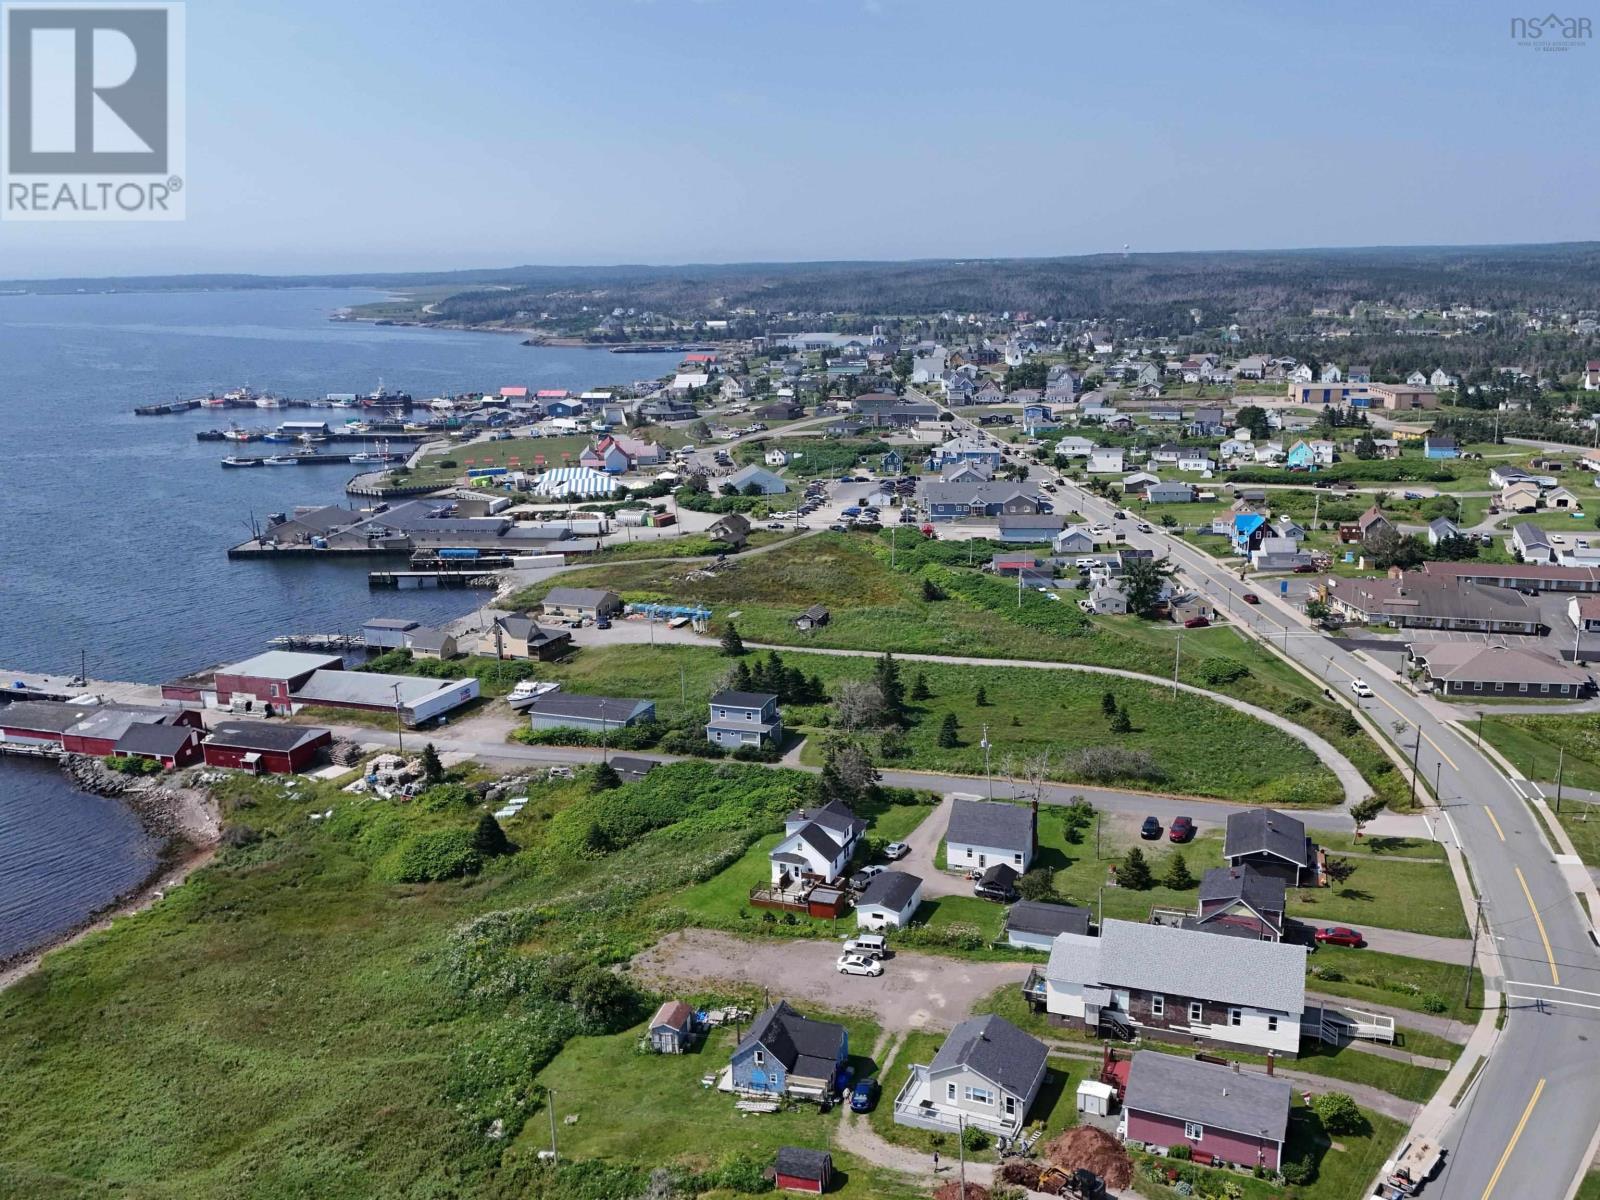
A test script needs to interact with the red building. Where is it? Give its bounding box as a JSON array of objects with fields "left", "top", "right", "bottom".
[
  {"left": 0, "top": 700, "right": 101, "bottom": 747},
  {"left": 210, "top": 651, "right": 344, "bottom": 707},
  {"left": 773, "top": 1147, "right": 831, "bottom": 1194},
  {"left": 115, "top": 723, "right": 204, "bottom": 769},
  {"left": 202, "top": 720, "right": 333, "bottom": 774},
  {"left": 59, "top": 706, "right": 204, "bottom": 756},
  {"left": 1122, "top": 1052, "right": 1290, "bottom": 1171}
]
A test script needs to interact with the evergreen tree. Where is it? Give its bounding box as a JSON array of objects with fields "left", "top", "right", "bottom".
[
  {"left": 806, "top": 674, "right": 827, "bottom": 703},
  {"left": 937, "top": 712, "right": 960, "bottom": 748},
  {"left": 873, "top": 653, "right": 906, "bottom": 721},
  {"left": 974, "top": 686, "right": 989, "bottom": 707},
  {"left": 1109, "top": 705, "right": 1132, "bottom": 734},
  {"left": 1163, "top": 852, "right": 1196, "bottom": 890},
  {"left": 591, "top": 761, "right": 621, "bottom": 791},
  {"left": 471, "top": 812, "right": 512, "bottom": 858},
  {"left": 1120, "top": 846, "right": 1154, "bottom": 890},
  {"left": 1100, "top": 691, "right": 1117, "bottom": 718},
  {"left": 720, "top": 623, "right": 746, "bottom": 656},
  {"left": 910, "top": 672, "right": 932, "bottom": 701},
  {"left": 420, "top": 742, "right": 444, "bottom": 784},
  {"left": 731, "top": 661, "right": 754, "bottom": 690},
  {"left": 921, "top": 577, "right": 945, "bottom": 601}
]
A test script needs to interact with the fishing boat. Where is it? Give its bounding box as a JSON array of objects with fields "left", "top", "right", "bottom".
[
  {"left": 506, "top": 680, "right": 562, "bottom": 710},
  {"left": 296, "top": 432, "right": 327, "bottom": 445},
  {"left": 262, "top": 432, "right": 299, "bottom": 443},
  {"left": 200, "top": 395, "right": 229, "bottom": 408},
  {"left": 264, "top": 455, "right": 301, "bottom": 466},
  {"left": 222, "top": 425, "right": 256, "bottom": 442},
  {"left": 221, "top": 456, "right": 262, "bottom": 468},
  {"left": 255, "top": 395, "right": 285, "bottom": 408}
]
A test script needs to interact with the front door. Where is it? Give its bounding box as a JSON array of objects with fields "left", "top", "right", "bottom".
[{"left": 978, "top": 853, "right": 987, "bottom": 868}]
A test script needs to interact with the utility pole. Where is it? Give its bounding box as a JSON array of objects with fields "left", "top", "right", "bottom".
[
  {"left": 547, "top": 1087, "right": 559, "bottom": 1163},
  {"left": 1434, "top": 760, "right": 1442, "bottom": 804},
  {"left": 957, "top": 1113, "right": 967, "bottom": 1195},
  {"left": 1556, "top": 747, "right": 1565, "bottom": 814},
  {"left": 1172, "top": 632, "right": 1182, "bottom": 697},
  {"left": 1476, "top": 712, "right": 1485, "bottom": 749},
  {"left": 1462, "top": 897, "right": 1484, "bottom": 1009},
  {"left": 982, "top": 726, "right": 992, "bottom": 799},
  {"left": 392, "top": 682, "right": 405, "bottom": 756}
]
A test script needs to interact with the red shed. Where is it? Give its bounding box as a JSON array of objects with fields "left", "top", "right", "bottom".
[
  {"left": 211, "top": 651, "right": 344, "bottom": 707},
  {"left": 774, "top": 1147, "right": 831, "bottom": 1194},
  {"left": 115, "top": 722, "right": 204, "bottom": 769},
  {"left": 203, "top": 720, "right": 332, "bottom": 774}
]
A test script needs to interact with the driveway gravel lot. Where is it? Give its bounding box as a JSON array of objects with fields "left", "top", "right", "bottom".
[{"left": 629, "top": 929, "right": 1029, "bottom": 1032}]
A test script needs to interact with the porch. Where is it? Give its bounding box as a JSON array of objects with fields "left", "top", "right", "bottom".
[{"left": 891, "top": 1065, "right": 1024, "bottom": 1138}]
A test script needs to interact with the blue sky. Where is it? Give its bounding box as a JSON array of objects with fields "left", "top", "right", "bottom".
[{"left": 1, "top": 0, "right": 1593, "bottom": 277}]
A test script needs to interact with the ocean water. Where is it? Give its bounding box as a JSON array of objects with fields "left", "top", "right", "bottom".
[{"left": 0, "top": 287, "right": 683, "bottom": 961}]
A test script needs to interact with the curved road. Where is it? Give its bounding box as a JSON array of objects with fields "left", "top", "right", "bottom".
[{"left": 938, "top": 402, "right": 1600, "bottom": 1200}]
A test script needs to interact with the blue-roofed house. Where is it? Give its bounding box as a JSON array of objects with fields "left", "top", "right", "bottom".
[{"left": 1231, "top": 512, "right": 1269, "bottom": 554}]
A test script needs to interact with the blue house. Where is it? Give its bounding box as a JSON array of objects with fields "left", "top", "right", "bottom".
[
  {"left": 1021, "top": 404, "right": 1059, "bottom": 434},
  {"left": 545, "top": 399, "right": 586, "bottom": 419},
  {"left": 880, "top": 449, "right": 905, "bottom": 474},
  {"left": 1286, "top": 441, "right": 1317, "bottom": 471},
  {"left": 1424, "top": 434, "right": 1459, "bottom": 460},
  {"left": 1231, "top": 513, "right": 1269, "bottom": 554},
  {"left": 931, "top": 437, "right": 1003, "bottom": 471},
  {"left": 730, "top": 1002, "right": 849, "bottom": 1098}
]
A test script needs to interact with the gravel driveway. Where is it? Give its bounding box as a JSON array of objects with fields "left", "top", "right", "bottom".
[{"left": 630, "top": 929, "right": 1030, "bottom": 1032}]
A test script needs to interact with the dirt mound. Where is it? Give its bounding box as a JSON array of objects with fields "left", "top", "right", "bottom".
[
  {"left": 932, "top": 1183, "right": 990, "bottom": 1200},
  {"left": 998, "top": 1159, "right": 1042, "bottom": 1189},
  {"left": 1043, "top": 1126, "right": 1132, "bottom": 1190}
]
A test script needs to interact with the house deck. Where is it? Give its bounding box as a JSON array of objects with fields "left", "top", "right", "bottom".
[{"left": 891, "top": 1065, "right": 1025, "bottom": 1137}]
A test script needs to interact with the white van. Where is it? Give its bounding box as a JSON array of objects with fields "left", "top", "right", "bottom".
[{"left": 841, "top": 933, "right": 887, "bottom": 960}]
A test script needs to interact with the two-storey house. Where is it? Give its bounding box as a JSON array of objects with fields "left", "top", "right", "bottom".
[{"left": 706, "top": 690, "right": 783, "bottom": 749}]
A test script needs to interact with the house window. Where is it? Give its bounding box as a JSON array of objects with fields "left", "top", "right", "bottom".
[
  {"left": 1519, "top": 683, "right": 1528, "bottom": 693},
  {"left": 1229, "top": 1008, "right": 1242, "bottom": 1027},
  {"left": 1188, "top": 1001, "right": 1203, "bottom": 1023},
  {"left": 1495, "top": 682, "right": 1505, "bottom": 692},
  {"left": 1150, "top": 995, "right": 1165, "bottom": 1017},
  {"left": 1013, "top": 853, "right": 1023, "bottom": 865},
  {"left": 964, "top": 1086, "right": 994, "bottom": 1106},
  {"left": 1185, "top": 1122, "right": 1204, "bottom": 1142},
  {"left": 1267, "top": 1016, "right": 1279, "bottom": 1032},
  {"left": 947, "top": 1082, "right": 957, "bottom": 1102},
  {"left": 753, "top": 1051, "right": 764, "bottom": 1066}
]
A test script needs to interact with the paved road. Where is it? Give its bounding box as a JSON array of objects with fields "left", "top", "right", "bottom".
[{"left": 1007, "top": 421, "right": 1600, "bottom": 1200}]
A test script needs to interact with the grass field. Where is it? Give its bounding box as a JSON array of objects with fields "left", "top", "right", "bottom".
[
  {"left": 509, "top": 531, "right": 1415, "bottom": 808},
  {"left": 1480, "top": 714, "right": 1600, "bottom": 793},
  {"left": 0, "top": 759, "right": 865, "bottom": 1199},
  {"left": 537, "top": 642, "right": 1342, "bottom": 804},
  {"left": 1307, "top": 944, "right": 1482, "bottom": 1023}
]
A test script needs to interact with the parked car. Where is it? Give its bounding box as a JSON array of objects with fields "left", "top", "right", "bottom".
[
  {"left": 1294, "top": 563, "right": 1317, "bottom": 573},
  {"left": 829, "top": 522, "right": 850, "bottom": 533},
  {"left": 1137, "top": 522, "right": 1153, "bottom": 533},
  {"left": 1241, "top": 593, "right": 1259, "bottom": 604},
  {"left": 841, "top": 934, "right": 887, "bottom": 960},
  {"left": 850, "top": 1078, "right": 881, "bottom": 1113},
  {"left": 848, "top": 865, "right": 887, "bottom": 891},
  {"left": 1315, "top": 926, "right": 1365, "bottom": 948},
  {"left": 1112, "top": 511, "right": 1125, "bottom": 521},
  {"left": 1183, "top": 616, "right": 1209, "bottom": 628},
  {"left": 1090, "top": 523, "right": 1110, "bottom": 535},
  {"left": 883, "top": 841, "right": 909, "bottom": 860},
  {"left": 1169, "top": 816, "right": 1195, "bottom": 843},
  {"left": 595, "top": 617, "right": 612, "bottom": 630},
  {"left": 1350, "top": 679, "right": 1374, "bottom": 698},
  {"left": 547, "top": 766, "right": 575, "bottom": 780},
  {"left": 836, "top": 953, "right": 883, "bottom": 977},
  {"left": 1140, "top": 816, "right": 1162, "bottom": 839},
  {"left": 766, "top": 521, "right": 785, "bottom": 530}
]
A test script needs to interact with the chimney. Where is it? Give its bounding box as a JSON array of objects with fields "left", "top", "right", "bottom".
[{"left": 1266, "top": 1052, "right": 1276, "bottom": 1076}]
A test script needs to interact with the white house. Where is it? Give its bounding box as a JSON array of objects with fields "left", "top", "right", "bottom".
[
  {"left": 891, "top": 1015, "right": 1049, "bottom": 1138},
  {"left": 764, "top": 448, "right": 790, "bottom": 467},
  {"left": 944, "top": 797, "right": 1035, "bottom": 874},
  {"left": 1219, "top": 438, "right": 1253, "bottom": 461},
  {"left": 856, "top": 872, "right": 923, "bottom": 929},
  {"left": 1054, "top": 436, "right": 1095, "bottom": 459},
  {"left": 1289, "top": 363, "right": 1314, "bottom": 383},
  {"left": 768, "top": 800, "right": 865, "bottom": 889},
  {"left": 1088, "top": 447, "right": 1125, "bottom": 474},
  {"left": 1177, "top": 452, "right": 1214, "bottom": 474},
  {"left": 1080, "top": 579, "right": 1129, "bottom": 615},
  {"left": 1004, "top": 900, "right": 1091, "bottom": 952},
  {"left": 1039, "top": 919, "right": 1306, "bottom": 1057}
]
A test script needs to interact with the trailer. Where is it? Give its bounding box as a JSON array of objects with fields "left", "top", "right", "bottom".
[{"left": 1375, "top": 1137, "right": 1443, "bottom": 1197}]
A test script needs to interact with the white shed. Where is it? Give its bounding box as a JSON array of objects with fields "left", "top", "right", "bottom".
[{"left": 1076, "top": 1079, "right": 1116, "bottom": 1117}]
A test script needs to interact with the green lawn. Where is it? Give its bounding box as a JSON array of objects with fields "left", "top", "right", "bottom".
[
  {"left": 540, "top": 643, "right": 1341, "bottom": 805},
  {"left": 1307, "top": 945, "right": 1482, "bottom": 1023},
  {"left": 583, "top": 528, "right": 800, "bottom": 563},
  {"left": 1028, "top": 805, "right": 1466, "bottom": 938},
  {"left": 1480, "top": 715, "right": 1600, "bottom": 794},
  {"left": 1575, "top": 1169, "right": 1600, "bottom": 1200},
  {"left": 522, "top": 1013, "right": 923, "bottom": 1197}
]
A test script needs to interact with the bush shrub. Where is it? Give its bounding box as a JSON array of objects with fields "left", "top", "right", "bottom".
[{"left": 377, "top": 827, "right": 482, "bottom": 882}]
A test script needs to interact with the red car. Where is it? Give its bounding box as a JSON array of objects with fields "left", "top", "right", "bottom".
[
  {"left": 1242, "top": 593, "right": 1260, "bottom": 604},
  {"left": 1315, "top": 926, "right": 1364, "bottom": 948},
  {"left": 1183, "top": 616, "right": 1209, "bottom": 628},
  {"left": 1169, "top": 816, "right": 1195, "bottom": 843}
]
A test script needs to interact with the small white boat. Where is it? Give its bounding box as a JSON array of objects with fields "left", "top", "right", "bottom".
[
  {"left": 221, "top": 456, "right": 262, "bottom": 468},
  {"left": 255, "top": 396, "right": 284, "bottom": 408},
  {"left": 222, "top": 426, "right": 253, "bottom": 442},
  {"left": 265, "top": 455, "right": 301, "bottom": 466}
]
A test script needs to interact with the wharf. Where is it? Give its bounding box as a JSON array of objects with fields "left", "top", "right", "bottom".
[
  {"left": 197, "top": 430, "right": 429, "bottom": 444},
  {"left": 218, "top": 453, "right": 405, "bottom": 467},
  {"left": 0, "top": 670, "right": 164, "bottom": 707},
  {"left": 268, "top": 633, "right": 367, "bottom": 651},
  {"left": 226, "top": 541, "right": 411, "bottom": 559},
  {"left": 369, "top": 570, "right": 500, "bottom": 589},
  {"left": 146, "top": 395, "right": 420, "bottom": 416}
]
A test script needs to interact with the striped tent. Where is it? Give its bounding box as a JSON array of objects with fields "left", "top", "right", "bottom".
[{"left": 531, "top": 466, "right": 619, "bottom": 498}]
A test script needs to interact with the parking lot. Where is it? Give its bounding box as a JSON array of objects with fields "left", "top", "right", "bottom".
[{"left": 629, "top": 928, "right": 1027, "bottom": 1033}]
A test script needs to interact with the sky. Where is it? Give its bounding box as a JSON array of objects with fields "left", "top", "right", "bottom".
[{"left": 0, "top": 0, "right": 1594, "bottom": 278}]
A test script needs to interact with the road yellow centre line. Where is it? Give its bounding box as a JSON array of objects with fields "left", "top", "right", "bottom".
[
  {"left": 1479, "top": 1078, "right": 1545, "bottom": 1200},
  {"left": 1319, "top": 657, "right": 1460, "bottom": 771},
  {"left": 1515, "top": 866, "right": 1560, "bottom": 985},
  {"left": 1485, "top": 807, "right": 1507, "bottom": 842}
]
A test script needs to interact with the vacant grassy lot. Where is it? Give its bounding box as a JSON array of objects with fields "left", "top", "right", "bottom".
[
  {"left": 1481, "top": 715, "right": 1600, "bottom": 794},
  {"left": 538, "top": 643, "right": 1341, "bottom": 804},
  {"left": 1307, "top": 944, "right": 1482, "bottom": 1023}
]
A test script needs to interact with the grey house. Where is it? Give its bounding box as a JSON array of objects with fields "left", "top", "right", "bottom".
[
  {"left": 706, "top": 690, "right": 783, "bottom": 748},
  {"left": 1222, "top": 808, "right": 1321, "bottom": 887},
  {"left": 540, "top": 587, "right": 623, "bottom": 621},
  {"left": 1004, "top": 900, "right": 1092, "bottom": 952},
  {"left": 526, "top": 693, "right": 656, "bottom": 733},
  {"left": 892, "top": 1014, "right": 1049, "bottom": 1137},
  {"left": 945, "top": 797, "right": 1036, "bottom": 873}
]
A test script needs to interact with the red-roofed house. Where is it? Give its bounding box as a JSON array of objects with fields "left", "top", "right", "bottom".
[
  {"left": 1571, "top": 596, "right": 1600, "bottom": 633},
  {"left": 536, "top": 389, "right": 570, "bottom": 400},
  {"left": 499, "top": 386, "right": 528, "bottom": 399}
]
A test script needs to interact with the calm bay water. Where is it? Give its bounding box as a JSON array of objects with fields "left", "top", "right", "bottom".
[{"left": 0, "top": 287, "right": 683, "bottom": 961}]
